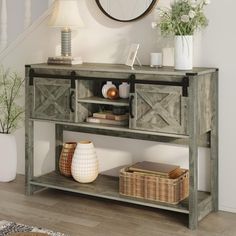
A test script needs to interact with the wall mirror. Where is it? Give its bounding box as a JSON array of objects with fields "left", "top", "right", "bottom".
[{"left": 95, "top": 0, "right": 158, "bottom": 22}]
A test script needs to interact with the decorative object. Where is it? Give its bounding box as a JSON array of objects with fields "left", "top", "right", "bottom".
[
  {"left": 48, "top": 0, "right": 84, "bottom": 59},
  {"left": 125, "top": 44, "right": 140, "bottom": 69},
  {"left": 71, "top": 141, "right": 99, "bottom": 183},
  {"left": 174, "top": 35, "right": 193, "bottom": 70},
  {"left": 0, "top": 67, "right": 24, "bottom": 182},
  {"left": 59, "top": 142, "right": 77, "bottom": 177},
  {"left": 95, "top": 0, "right": 159, "bottom": 22},
  {"left": 120, "top": 167, "right": 189, "bottom": 204},
  {"left": 0, "top": 221, "right": 67, "bottom": 236},
  {"left": 119, "top": 82, "right": 130, "bottom": 99},
  {"left": 107, "top": 87, "right": 119, "bottom": 100},
  {"left": 150, "top": 53, "right": 163, "bottom": 68},
  {"left": 101, "top": 81, "right": 116, "bottom": 98},
  {"left": 156, "top": 0, "right": 209, "bottom": 70}
]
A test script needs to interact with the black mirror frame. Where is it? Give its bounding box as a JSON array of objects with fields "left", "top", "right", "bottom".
[{"left": 95, "top": 0, "right": 158, "bottom": 22}]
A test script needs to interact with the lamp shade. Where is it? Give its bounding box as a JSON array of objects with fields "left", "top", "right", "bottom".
[{"left": 49, "top": 0, "right": 84, "bottom": 28}]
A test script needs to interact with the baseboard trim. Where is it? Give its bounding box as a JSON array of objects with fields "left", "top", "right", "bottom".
[{"left": 219, "top": 205, "right": 236, "bottom": 213}]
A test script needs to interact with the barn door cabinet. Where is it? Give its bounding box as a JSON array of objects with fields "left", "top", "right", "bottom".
[{"left": 25, "top": 63, "right": 218, "bottom": 230}]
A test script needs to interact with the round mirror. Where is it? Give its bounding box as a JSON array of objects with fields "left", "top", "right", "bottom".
[{"left": 95, "top": 0, "right": 158, "bottom": 22}]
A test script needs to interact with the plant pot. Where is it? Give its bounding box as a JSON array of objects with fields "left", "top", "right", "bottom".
[
  {"left": 174, "top": 35, "right": 193, "bottom": 70},
  {"left": 59, "top": 142, "right": 77, "bottom": 177},
  {"left": 71, "top": 141, "right": 99, "bottom": 183},
  {"left": 0, "top": 133, "right": 17, "bottom": 182}
]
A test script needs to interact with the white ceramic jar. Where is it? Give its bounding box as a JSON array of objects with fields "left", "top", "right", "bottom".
[
  {"left": 71, "top": 141, "right": 99, "bottom": 183},
  {"left": 119, "top": 82, "right": 130, "bottom": 99},
  {"left": 102, "top": 81, "right": 116, "bottom": 98},
  {"left": 0, "top": 134, "right": 17, "bottom": 182}
]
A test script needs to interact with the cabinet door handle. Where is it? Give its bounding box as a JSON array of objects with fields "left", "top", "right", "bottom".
[
  {"left": 129, "top": 95, "right": 134, "bottom": 119},
  {"left": 69, "top": 91, "right": 75, "bottom": 113}
]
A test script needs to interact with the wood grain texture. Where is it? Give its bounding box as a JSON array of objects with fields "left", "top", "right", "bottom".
[
  {"left": 0, "top": 175, "right": 234, "bottom": 236},
  {"left": 25, "top": 64, "right": 218, "bottom": 230},
  {"left": 132, "top": 84, "right": 188, "bottom": 134},
  {"left": 188, "top": 76, "right": 199, "bottom": 230}
]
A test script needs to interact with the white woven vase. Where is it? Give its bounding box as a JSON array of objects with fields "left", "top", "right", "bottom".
[
  {"left": 0, "top": 134, "right": 17, "bottom": 182},
  {"left": 71, "top": 141, "right": 99, "bottom": 183}
]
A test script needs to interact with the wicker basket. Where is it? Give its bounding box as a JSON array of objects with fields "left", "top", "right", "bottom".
[{"left": 119, "top": 167, "right": 189, "bottom": 204}]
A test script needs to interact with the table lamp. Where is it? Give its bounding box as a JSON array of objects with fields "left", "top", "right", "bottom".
[{"left": 48, "top": 0, "right": 84, "bottom": 61}]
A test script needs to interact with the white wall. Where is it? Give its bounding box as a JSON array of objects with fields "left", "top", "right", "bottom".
[
  {"left": 201, "top": 0, "right": 236, "bottom": 213},
  {"left": 6, "top": 0, "right": 48, "bottom": 44},
  {"left": 1, "top": 0, "right": 235, "bottom": 212}
]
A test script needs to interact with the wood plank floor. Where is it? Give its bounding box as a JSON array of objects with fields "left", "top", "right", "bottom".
[{"left": 0, "top": 175, "right": 235, "bottom": 236}]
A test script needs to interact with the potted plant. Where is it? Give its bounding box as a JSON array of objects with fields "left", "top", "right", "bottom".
[
  {"left": 154, "top": 0, "right": 210, "bottom": 70},
  {"left": 0, "top": 66, "right": 24, "bottom": 182}
]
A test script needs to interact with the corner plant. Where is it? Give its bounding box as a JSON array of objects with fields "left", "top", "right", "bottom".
[
  {"left": 153, "top": 0, "right": 210, "bottom": 36},
  {"left": 0, "top": 66, "right": 24, "bottom": 134}
]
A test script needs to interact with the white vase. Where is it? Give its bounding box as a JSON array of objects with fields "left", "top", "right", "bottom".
[
  {"left": 71, "top": 141, "right": 99, "bottom": 183},
  {"left": 174, "top": 35, "right": 193, "bottom": 70},
  {"left": 102, "top": 81, "right": 116, "bottom": 98},
  {"left": 0, "top": 134, "right": 17, "bottom": 182},
  {"left": 119, "top": 82, "right": 130, "bottom": 99}
]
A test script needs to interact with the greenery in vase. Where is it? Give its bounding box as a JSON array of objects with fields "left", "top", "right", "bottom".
[
  {"left": 0, "top": 66, "right": 24, "bottom": 134},
  {"left": 154, "top": 0, "right": 210, "bottom": 36}
]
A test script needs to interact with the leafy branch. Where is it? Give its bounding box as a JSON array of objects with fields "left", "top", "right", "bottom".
[
  {"left": 0, "top": 66, "right": 24, "bottom": 134},
  {"left": 156, "top": 0, "right": 209, "bottom": 36}
]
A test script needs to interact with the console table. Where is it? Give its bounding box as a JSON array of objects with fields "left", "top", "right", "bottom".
[{"left": 25, "top": 63, "right": 218, "bottom": 229}]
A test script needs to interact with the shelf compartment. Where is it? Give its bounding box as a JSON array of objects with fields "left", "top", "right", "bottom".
[
  {"left": 77, "top": 96, "right": 129, "bottom": 106},
  {"left": 30, "top": 172, "right": 210, "bottom": 215}
]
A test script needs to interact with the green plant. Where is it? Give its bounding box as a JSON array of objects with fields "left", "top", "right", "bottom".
[
  {"left": 0, "top": 66, "right": 24, "bottom": 134},
  {"left": 155, "top": 0, "right": 210, "bottom": 36}
]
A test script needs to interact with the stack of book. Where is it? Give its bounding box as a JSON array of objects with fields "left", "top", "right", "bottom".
[
  {"left": 86, "top": 110, "right": 129, "bottom": 126},
  {"left": 47, "top": 56, "right": 83, "bottom": 65},
  {"left": 128, "top": 161, "right": 182, "bottom": 179}
]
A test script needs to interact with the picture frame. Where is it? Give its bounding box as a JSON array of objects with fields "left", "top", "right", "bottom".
[{"left": 125, "top": 44, "right": 140, "bottom": 68}]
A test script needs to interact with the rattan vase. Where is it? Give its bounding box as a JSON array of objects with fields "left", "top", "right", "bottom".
[
  {"left": 59, "top": 142, "right": 77, "bottom": 177},
  {"left": 71, "top": 141, "right": 99, "bottom": 183}
]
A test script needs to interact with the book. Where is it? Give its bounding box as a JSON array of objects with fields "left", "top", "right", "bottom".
[
  {"left": 128, "top": 161, "right": 180, "bottom": 177},
  {"left": 47, "top": 56, "right": 83, "bottom": 65},
  {"left": 93, "top": 111, "right": 129, "bottom": 121},
  {"left": 86, "top": 117, "right": 128, "bottom": 126}
]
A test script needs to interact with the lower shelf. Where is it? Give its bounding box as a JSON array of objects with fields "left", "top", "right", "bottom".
[{"left": 30, "top": 172, "right": 210, "bottom": 215}]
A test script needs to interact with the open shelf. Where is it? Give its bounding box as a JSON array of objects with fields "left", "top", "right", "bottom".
[
  {"left": 30, "top": 172, "right": 210, "bottom": 215},
  {"left": 77, "top": 96, "right": 129, "bottom": 107}
]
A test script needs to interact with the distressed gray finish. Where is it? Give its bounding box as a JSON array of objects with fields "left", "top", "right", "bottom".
[
  {"left": 188, "top": 76, "right": 199, "bottom": 229},
  {"left": 32, "top": 78, "right": 75, "bottom": 122},
  {"left": 131, "top": 84, "right": 188, "bottom": 134},
  {"left": 55, "top": 124, "right": 63, "bottom": 173},
  {"left": 210, "top": 71, "right": 219, "bottom": 211},
  {"left": 25, "top": 63, "right": 218, "bottom": 230}
]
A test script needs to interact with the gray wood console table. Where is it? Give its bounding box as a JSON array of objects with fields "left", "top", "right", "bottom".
[{"left": 25, "top": 63, "right": 218, "bottom": 229}]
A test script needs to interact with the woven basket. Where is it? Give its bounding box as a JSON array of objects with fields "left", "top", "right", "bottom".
[
  {"left": 59, "top": 142, "right": 77, "bottom": 177},
  {"left": 119, "top": 167, "right": 189, "bottom": 204}
]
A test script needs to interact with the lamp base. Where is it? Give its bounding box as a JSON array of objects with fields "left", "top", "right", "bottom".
[{"left": 61, "top": 29, "right": 71, "bottom": 57}]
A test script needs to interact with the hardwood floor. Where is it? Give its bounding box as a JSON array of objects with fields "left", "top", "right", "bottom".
[{"left": 0, "top": 175, "right": 235, "bottom": 236}]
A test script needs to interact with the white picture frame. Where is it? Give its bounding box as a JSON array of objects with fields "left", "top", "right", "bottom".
[{"left": 125, "top": 44, "right": 140, "bottom": 68}]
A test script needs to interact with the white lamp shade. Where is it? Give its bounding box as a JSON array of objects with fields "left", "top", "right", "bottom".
[{"left": 49, "top": 0, "right": 84, "bottom": 28}]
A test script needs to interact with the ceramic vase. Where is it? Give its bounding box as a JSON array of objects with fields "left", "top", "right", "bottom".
[
  {"left": 0, "top": 134, "right": 17, "bottom": 182},
  {"left": 59, "top": 142, "right": 77, "bottom": 177},
  {"left": 174, "top": 35, "right": 193, "bottom": 70},
  {"left": 119, "top": 82, "right": 130, "bottom": 99},
  {"left": 71, "top": 141, "right": 99, "bottom": 183},
  {"left": 102, "top": 81, "right": 116, "bottom": 98}
]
